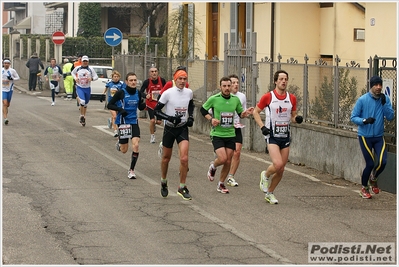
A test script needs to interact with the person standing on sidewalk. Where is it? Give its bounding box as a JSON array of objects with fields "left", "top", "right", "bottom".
[
  {"left": 351, "top": 75, "right": 394, "bottom": 199},
  {"left": 252, "top": 70, "right": 303, "bottom": 204},
  {"left": 71, "top": 56, "right": 98, "bottom": 126},
  {"left": 202, "top": 76, "right": 252, "bottom": 194},
  {"left": 25, "top": 52, "right": 44, "bottom": 91},
  {"left": 107, "top": 72, "right": 146, "bottom": 179},
  {"left": 226, "top": 74, "right": 254, "bottom": 187},
  {"left": 154, "top": 69, "right": 194, "bottom": 200},
  {"left": 44, "top": 58, "right": 63, "bottom": 106},
  {"left": 102, "top": 70, "right": 124, "bottom": 137},
  {"left": 62, "top": 58, "right": 74, "bottom": 100},
  {"left": 2, "top": 59, "right": 20, "bottom": 125},
  {"left": 140, "top": 66, "right": 166, "bottom": 143}
]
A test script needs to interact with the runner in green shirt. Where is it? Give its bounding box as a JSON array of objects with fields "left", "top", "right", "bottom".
[{"left": 200, "top": 76, "right": 253, "bottom": 193}]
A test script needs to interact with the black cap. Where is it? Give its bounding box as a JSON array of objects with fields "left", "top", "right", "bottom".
[{"left": 370, "top": 76, "right": 382, "bottom": 87}]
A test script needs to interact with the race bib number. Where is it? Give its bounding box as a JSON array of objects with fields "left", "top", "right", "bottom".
[
  {"left": 151, "top": 90, "right": 160, "bottom": 101},
  {"left": 175, "top": 107, "right": 187, "bottom": 123},
  {"left": 118, "top": 124, "right": 132, "bottom": 139},
  {"left": 274, "top": 121, "right": 289, "bottom": 137},
  {"left": 2, "top": 80, "right": 10, "bottom": 86},
  {"left": 220, "top": 112, "right": 234, "bottom": 128}
]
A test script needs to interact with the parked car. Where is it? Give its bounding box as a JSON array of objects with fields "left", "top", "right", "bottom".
[
  {"left": 89, "top": 66, "right": 142, "bottom": 99},
  {"left": 90, "top": 66, "right": 113, "bottom": 98}
]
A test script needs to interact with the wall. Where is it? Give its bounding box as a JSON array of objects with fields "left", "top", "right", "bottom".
[{"left": 365, "top": 2, "right": 397, "bottom": 59}]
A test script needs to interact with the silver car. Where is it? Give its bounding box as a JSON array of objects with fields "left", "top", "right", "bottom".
[{"left": 90, "top": 66, "right": 113, "bottom": 97}]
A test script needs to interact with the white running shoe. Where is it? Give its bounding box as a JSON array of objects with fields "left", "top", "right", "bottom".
[
  {"left": 158, "top": 142, "right": 163, "bottom": 158},
  {"left": 128, "top": 169, "right": 136, "bottom": 179},
  {"left": 113, "top": 130, "right": 119, "bottom": 137},
  {"left": 227, "top": 175, "right": 238, "bottom": 187},
  {"left": 150, "top": 134, "right": 156, "bottom": 143},
  {"left": 51, "top": 102, "right": 55, "bottom": 106},
  {"left": 265, "top": 192, "right": 278, "bottom": 204},
  {"left": 259, "top": 171, "right": 271, "bottom": 193}
]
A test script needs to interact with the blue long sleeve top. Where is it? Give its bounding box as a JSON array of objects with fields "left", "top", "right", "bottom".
[{"left": 350, "top": 91, "right": 394, "bottom": 137}]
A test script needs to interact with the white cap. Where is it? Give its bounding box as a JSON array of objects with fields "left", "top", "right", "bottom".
[{"left": 82, "top": 55, "right": 89, "bottom": 61}]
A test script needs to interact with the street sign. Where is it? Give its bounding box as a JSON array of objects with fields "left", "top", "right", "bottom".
[
  {"left": 52, "top": 31, "right": 65, "bottom": 45},
  {"left": 104, "top": 27, "right": 122, "bottom": 47}
]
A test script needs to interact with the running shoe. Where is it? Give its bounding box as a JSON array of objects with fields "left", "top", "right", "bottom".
[
  {"left": 259, "top": 171, "right": 271, "bottom": 193},
  {"left": 265, "top": 193, "right": 278, "bottom": 204},
  {"left": 227, "top": 175, "right": 238, "bottom": 187},
  {"left": 368, "top": 179, "right": 380, "bottom": 194},
  {"left": 79, "top": 115, "right": 86, "bottom": 126},
  {"left": 217, "top": 183, "right": 229, "bottom": 194},
  {"left": 359, "top": 187, "right": 372, "bottom": 199},
  {"left": 150, "top": 134, "right": 156, "bottom": 143},
  {"left": 158, "top": 142, "right": 163, "bottom": 158},
  {"left": 51, "top": 102, "right": 55, "bottom": 106},
  {"left": 107, "top": 118, "right": 112, "bottom": 129},
  {"left": 4, "top": 118, "right": 9, "bottom": 125},
  {"left": 128, "top": 169, "right": 136, "bottom": 179},
  {"left": 113, "top": 130, "right": 119, "bottom": 137},
  {"left": 177, "top": 186, "right": 192, "bottom": 200},
  {"left": 161, "top": 182, "right": 168, "bottom": 197},
  {"left": 207, "top": 162, "right": 216, "bottom": 181},
  {"left": 115, "top": 141, "right": 121, "bottom": 151}
]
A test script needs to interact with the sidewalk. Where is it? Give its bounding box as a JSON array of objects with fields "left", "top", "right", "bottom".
[{"left": 14, "top": 78, "right": 67, "bottom": 99}]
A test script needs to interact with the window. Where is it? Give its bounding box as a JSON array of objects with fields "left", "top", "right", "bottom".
[{"left": 354, "top": 28, "right": 365, "bottom": 41}]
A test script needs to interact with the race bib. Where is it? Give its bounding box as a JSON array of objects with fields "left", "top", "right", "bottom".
[
  {"left": 118, "top": 124, "right": 132, "bottom": 139},
  {"left": 274, "top": 121, "right": 289, "bottom": 137},
  {"left": 2, "top": 80, "right": 10, "bottom": 86},
  {"left": 220, "top": 112, "right": 234, "bottom": 128},
  {"left": 175, "top": 107, "right": 187, "bottom": 122},
  {"left": 151, "top": 90, "right": 160, "bottom": 101}
]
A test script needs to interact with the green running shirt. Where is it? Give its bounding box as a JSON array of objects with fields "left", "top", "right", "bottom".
[{"left": 202, "top": 93, "right": 244, "bottom": 138}]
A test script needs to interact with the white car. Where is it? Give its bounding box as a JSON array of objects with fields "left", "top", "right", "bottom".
[
  {"left": 89, "top": 66, "right": 142, "bottom": 98},
  {"left": 89, "top": 65, "right": 113, "bottom": 97}
]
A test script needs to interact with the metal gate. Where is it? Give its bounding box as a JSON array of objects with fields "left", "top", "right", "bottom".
[{"left": 224, "top": 32, "right": 257, "bottom": 107}]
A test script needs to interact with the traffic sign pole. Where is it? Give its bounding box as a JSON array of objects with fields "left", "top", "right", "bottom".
[
  {"left": 52, "top": 31, "right": 65, "bottom": 65},
  {"left": 104, "top": 27, "right": 122, "bottom": 73}
]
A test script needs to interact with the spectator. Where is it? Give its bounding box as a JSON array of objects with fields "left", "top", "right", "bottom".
[{"left": 26, "top": 52, "right": 44, "bottom": 91}]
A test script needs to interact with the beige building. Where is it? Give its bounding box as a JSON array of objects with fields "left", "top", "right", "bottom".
[{"left": 169, "top": 2, "right": 397, "bottom": 67}]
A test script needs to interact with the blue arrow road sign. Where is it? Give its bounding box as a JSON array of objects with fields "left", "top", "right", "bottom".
[{"left": 104, "top": 27, "right": 122, "bottom": 46}]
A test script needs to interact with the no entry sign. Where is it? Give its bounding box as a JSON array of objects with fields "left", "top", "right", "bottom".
[{"left": 52, "top": 31, "right": 65, "bottom": 45}]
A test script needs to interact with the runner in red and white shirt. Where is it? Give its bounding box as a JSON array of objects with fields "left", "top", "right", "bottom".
[
  {"left": 252, "top": 70, "right": 303, "bottom": 204},
  {"left": 140, "top": 66, "right": 166, "bottom": 143}
]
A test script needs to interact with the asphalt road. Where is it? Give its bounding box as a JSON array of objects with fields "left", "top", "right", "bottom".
[{"left": 2, "top": 84, "right": 397, "bottom": 265}]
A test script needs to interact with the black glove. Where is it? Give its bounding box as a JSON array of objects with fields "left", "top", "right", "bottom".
[
  {"left": 168, "top": 115, "right": 183, "bottom": 127},
  {"left": 363, "top": 117, "right": 376, "bottom": 124},
  {"left": 261, "top": 126, "right": 270, "bottom": 135},
  {"left": 120, "top": 109, "right": 128, "bottom": 117},
  {"left": 7, "top": 75, "right": 13, "bottom": 80},
  {"left": 380, "top": 94, "right": 386, "bottom": 105},
  {"left": 295, "top": 116, "right": 303, "bottom": 124},
  {"left": 186, "top": 117, "right": 194, "bottom": 127},
  {"left": 100, "top": 94, "right": 106, "bottom": 102}
]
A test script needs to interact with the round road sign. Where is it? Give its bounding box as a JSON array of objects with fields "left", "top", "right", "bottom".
[{"left": 52, "top": 31, "right": 65, "bottom": 45}]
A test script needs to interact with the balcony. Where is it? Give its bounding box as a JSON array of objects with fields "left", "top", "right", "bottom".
[{"left": 4, "top": 3, "right": 26, "bottom": 11}]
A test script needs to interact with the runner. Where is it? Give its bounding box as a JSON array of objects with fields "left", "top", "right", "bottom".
[
  {"left": 44, "top": 58, "right": 63, "bottom": 106},
  {"left": 226, "top": 74, "right": 254, "bottom": 187},
  {"left": 102, "top": 70, "right": 124, "bottom": 137},
  {"left": 201, "top": 76, "right": 252, "bottom": 194},
  {"left": 154, "top": 69, "right": 194, "bottom": 200},
  {"left": 107, "top": 72, "right": 146, "bottom": 179},
  {"left": 252, "top": 70, "right": 303, "bottom": 204},
  {"left": 2, "top": 59, "right": 20, "bottom": 125},
  {"left": 140, "top": 66, "right": 166, "bottom": 143},
  {"left": 71, "top": 56, "right": 99, "bottom": 126}
]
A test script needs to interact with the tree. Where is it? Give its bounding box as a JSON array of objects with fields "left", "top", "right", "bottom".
[
  {"left": 310, "top": 68, "right": 359, "bottom": 125},
  {"left": 109, "top": 3, "right": 167, "bottom": 37},
  {"left": 77, "top": 3, "right": 102, "bottom": 37},
  {"left": 167, "top": 4, "right": 202, "bottom": 59}
]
